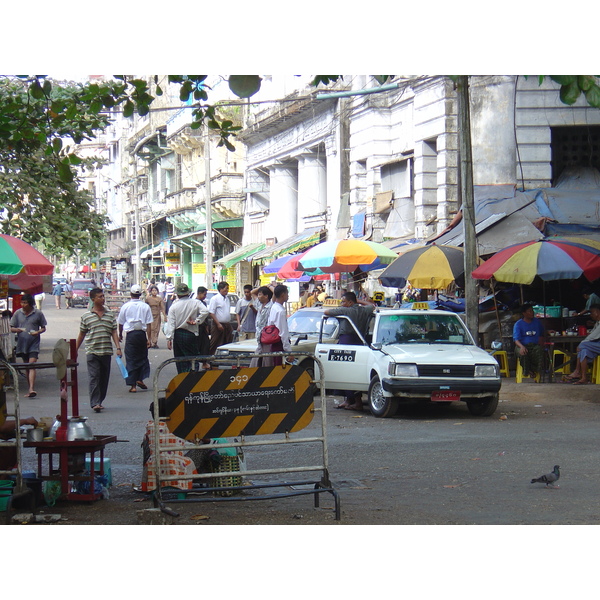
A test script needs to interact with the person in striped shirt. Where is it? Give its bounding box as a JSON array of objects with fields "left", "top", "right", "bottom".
[{"left": 75, "top": 287, "right": 122, "bottom": 412}]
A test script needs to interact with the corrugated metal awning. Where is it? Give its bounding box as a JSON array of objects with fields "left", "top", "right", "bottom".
[{"left": 251, "top": 227, "right": 324, "bottom": 264}]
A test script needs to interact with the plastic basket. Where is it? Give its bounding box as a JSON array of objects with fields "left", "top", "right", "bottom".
[
  {"left": 0, "top": 479, "right": 14, "bottom": 512},
  {"left": 210, "top": 455, "right": 242, "bottom": 497}
]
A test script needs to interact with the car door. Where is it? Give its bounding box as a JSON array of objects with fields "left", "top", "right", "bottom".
[{"left": 314, "top": 314, "right": 375, "bottom": 392}]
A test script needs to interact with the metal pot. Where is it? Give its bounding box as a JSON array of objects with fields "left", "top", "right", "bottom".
[
  {"left": 26, "top": 427, "right": 44, "bottom": 442},
  {"left": 66, "top": 417, "right": 94, "bottom": 441}
]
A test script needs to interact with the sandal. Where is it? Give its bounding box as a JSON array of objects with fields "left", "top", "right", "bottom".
[
  {"left": 136, "top": 381, "right": 148, "bottom": 390},
  {"left": 129, "top": 387, "right": 137, "bottom": 393}
]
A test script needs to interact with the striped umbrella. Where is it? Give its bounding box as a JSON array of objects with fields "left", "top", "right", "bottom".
[
  {"left": 379, "top": 244, "right": 465, "bottom": 289},
  {"left": 0, "top": 234, "right": 54, "bottom": 276},
  {"left": 298, "top": 239, "right": 398, "bottom": 273},
  {"left": 471, "top": 238, "right": 600, "bottom": 284}
]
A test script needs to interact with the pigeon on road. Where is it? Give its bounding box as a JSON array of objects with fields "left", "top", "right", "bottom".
[{"left": 531, "top": 465, "right": 560, "bottom": 487}]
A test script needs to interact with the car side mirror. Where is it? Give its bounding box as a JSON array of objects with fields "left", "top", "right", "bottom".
[{"left": 371, "top": 342, "right": 382, "bottom": 350}]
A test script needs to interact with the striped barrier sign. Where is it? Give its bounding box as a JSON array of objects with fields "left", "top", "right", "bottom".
[{"left": 163, "top": 365, "right": 316, "bottom": 440}]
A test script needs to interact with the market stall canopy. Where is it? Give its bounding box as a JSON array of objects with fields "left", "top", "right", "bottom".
[
  {"left": 216, "top": 242, "right": 266, "bottom": 268},
  {"left": 471, "top": 238, "right": 600, "bottom": 284},
  {"left": 0, "top": 234, "right": 54, "bottom": 276},
  {"left": 379, "top": 244, "right": 465, "bottom": 289},
  {"left": 298, "top": 239, "right": 398, "bottom": 273}
]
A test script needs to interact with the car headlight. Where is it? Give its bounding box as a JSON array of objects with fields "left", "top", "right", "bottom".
[
  {"left": 215, "top": 349, "right": 230, "bottom": 356},
  {"left": 474, "top": 364, "right": 498, "bottom": 377},
  {"left": 389, "top": 363, "right": 418, "bottom": 377}
]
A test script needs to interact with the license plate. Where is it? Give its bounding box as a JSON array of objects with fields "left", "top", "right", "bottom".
[{"left": 431, "top": 390, "right": 461, "bottom": 402}]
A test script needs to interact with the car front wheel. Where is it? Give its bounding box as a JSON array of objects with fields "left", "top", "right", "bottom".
[
  {"left": 466, "top": 393, "right": 499, "bottom": 417},
  {"left": 368, "top": 376, "right": 399, "bottom": 418}
]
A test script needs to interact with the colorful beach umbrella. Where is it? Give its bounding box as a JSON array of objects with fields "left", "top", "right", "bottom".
[
  {"left": 0, "top": 234, "right": 54, "bottom": 276},
  {"left": 379, "top": 244, "right": 465, "bottom": 289},
  {"left": 471, "top": 238, "right": 600, "bottom": 284},
  {"left": 298, "top": 239, "right": 398, "bottom": 273}
]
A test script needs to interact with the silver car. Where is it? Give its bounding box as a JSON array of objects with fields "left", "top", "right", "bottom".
[{"left": 214, "top": 307, "right": 340, "bottom": 372}]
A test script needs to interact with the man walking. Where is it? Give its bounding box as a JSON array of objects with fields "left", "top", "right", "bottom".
[
  {"left": 267, "top": 284, "right": 293, "bottom": 366},
  {"left": 166, "top": 283, "right": 210, "bottom": 373},
  {"left": 195, "top": 286, "right": 211, "bottom": 367},
  {"left": 117, "top": 284, "right": 153, "bottom": 393},
  {"left": 75, "top": 288, "right": 122, "bottom": 412},
  {"left": 63, "top": 280, "right": 73, "bottom": 309},
  {"left": 235, "top": 284, "right": 258, "bottom": 340},
  {"left": 10, "top": 293, "right": 47, "bottom": 398},
  {"left": 324, "top": 291, "right": 375, "bottom": 410},
  {"left": 208, "top": 281, "right": 233, "bottom": 354}
]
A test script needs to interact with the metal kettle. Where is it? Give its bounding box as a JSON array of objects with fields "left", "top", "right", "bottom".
[{"left": 66, "top": 416, "right": 94, "bottom": 441}]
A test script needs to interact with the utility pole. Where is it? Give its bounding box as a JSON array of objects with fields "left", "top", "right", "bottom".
[
  {"left": 204, "top": 126, "right": 213, "bottom": 289},
  {"left": 134, "top": 179, "right": 141, "bottom": 286},
  {"left": 456, "top": 76, "right": 479, "bottom": 344}
]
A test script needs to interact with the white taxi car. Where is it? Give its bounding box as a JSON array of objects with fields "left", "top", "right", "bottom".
[{"left": 314, "top": 304, "right": 501, "bottom": 418}]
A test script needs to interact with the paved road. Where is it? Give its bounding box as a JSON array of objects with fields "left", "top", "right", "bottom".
[{"left": 6, "top": 299, "right": 600, "bottom": 526}]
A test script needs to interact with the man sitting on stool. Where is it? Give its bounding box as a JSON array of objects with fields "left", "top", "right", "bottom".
[
  {"left": 564, "top": 304, "right": 600, "bottom": 385},
  {"left": 513, "top": 303, "right": 545, "bottom": 380}
]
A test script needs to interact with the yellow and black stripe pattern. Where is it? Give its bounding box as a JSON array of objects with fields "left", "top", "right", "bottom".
[{"left": 164, "top": 365, "right": 315, "bottom": 440}]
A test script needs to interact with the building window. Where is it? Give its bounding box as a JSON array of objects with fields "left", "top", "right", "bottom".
[
  {"left": 381, "top": 158, "right": 413, "bottom": 199},
  {"left": 551, "top": 126, "right": 600, "bottom": 184}
]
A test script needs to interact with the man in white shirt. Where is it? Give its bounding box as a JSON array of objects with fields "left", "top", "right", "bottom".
[
  {"left": 208, "top": 281, "right": 233, "bottom": 354},
  {"left": 117, "top": 284, "right": 154, "bottom": 393},
  {"left": 166, "top": 283, "right": 210, "bottom": 373},
  {"left": 235, "top": 284, "right": 258, "bottom": 340},
  {"left": 267, "top": 284, "right": 293, "bottom": 365}
]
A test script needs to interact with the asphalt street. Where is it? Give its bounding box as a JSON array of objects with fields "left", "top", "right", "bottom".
[{"left": 5, "top": 298, "right": 600, "bottom": 527}]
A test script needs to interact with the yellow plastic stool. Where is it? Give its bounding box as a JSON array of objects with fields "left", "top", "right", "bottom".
[
  {"left": 515, "top": 360, "right": 541, "bottom": 383},
  {"left": 552, "top": 349, "right": 571, "bottom": 375},
  {"left": 592, "top": 356, "right": 600, "bottom": 384},
  {"left": 491, "top": 350, "right": 510, "bottom": 378}
]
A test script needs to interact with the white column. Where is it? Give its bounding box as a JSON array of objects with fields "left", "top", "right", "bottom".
[
  {"left": 297, "top": 152, "right": 327, "bottom": 228},
  {"left": 268, "top": 162, "right": 298, "bottom": 241}
]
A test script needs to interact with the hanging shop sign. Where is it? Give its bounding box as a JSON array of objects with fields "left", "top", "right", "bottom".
[{"left": 165, "top": 252, "right": 181, "bottom": 277}]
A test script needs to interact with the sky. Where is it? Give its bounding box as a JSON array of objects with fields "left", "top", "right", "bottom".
[{"left": 2, "top": 2, "right": 589, "bottom": 76}]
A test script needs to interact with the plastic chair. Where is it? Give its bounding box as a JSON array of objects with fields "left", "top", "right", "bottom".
[
  {"left": 491, "top": 350, "right": 510, "bottom": 378},
  {"left": 552, "top": 349, "right": 572, "bottom": 375},
  {"left": 515, "top": 360, "right": 541, "bottom": 383}
]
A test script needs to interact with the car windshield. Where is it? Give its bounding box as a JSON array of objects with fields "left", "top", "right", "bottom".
[
  {"left": 288, "top": 312, "right": 337, "bottom": 337},
  {"left": 375, "top": 313, "right": 472, "bottom": 345},
  {"left": 72, "top": 281, "right": 93, "bottom": 291}
]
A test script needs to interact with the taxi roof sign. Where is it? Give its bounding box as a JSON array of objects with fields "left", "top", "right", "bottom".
[{"left": 411, "top": 302, "right": 430, "bottom": 310}]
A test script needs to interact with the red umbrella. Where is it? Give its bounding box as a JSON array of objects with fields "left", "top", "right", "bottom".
[
  {"left": 80, "top": 265, "right": 91, "bottom": 273},
  {"left": 0, "top": 234, "right": 54, "bottom": 276}
]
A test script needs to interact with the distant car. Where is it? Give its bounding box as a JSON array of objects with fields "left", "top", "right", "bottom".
[
  {"left": 215, "top": 307, "right": 340, "bottom": 373},
  {"left": 204, "top": 291, "right": 240, "bottom": 330},
  {"left": 52, "top": 277, "right": 67, "bottom": 289},
  {"left": 71, "top": 278, "right": 95, "bottom": 307}
]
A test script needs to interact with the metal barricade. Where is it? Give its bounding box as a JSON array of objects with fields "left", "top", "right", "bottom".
[{"left": 149, "top": 351, "right": 340, "bottom": 520}]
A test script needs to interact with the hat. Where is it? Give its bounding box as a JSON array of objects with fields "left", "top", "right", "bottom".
[
  {"left": 52, "top": 339, "right": 70, "bottom": 380},
  {"left": 130, "top": 284, "right": 142, "bottom": 295},
  {"left": 176, "top": 283, "right": 190, "bottom": 296}
]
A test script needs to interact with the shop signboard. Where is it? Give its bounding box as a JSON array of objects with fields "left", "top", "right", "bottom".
[{"left": 165, "top": 252, "right": 181, "bottom": 277}]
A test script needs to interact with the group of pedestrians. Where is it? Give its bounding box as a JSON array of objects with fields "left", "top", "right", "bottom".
[{"left": 51, "top": 279, "right": 73, "bottom": 309}]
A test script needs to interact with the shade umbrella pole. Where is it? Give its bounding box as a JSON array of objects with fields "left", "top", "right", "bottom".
[{"left": 490, "top": 278, "right": 503, "bottom": 348}]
